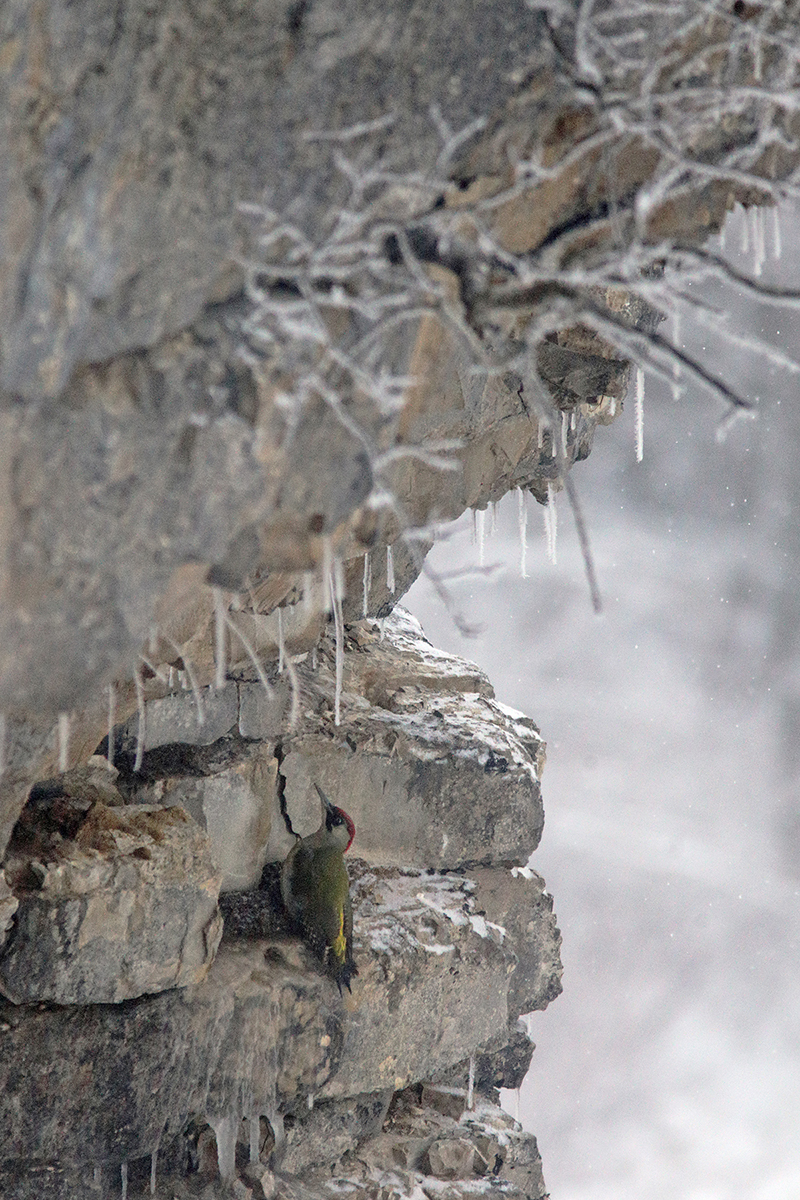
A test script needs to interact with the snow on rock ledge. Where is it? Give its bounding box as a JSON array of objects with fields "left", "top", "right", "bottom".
[{"left": 281, "top": 609, "right": 546, "bottom": 869}]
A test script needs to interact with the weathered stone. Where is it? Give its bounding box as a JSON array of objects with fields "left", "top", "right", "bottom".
[
  {"left": 319, "top": 866, "right": 513, "bottom": 1100},
  {"left": 120, "top": 684, "right": 239, "bottom": 753},
  {"left": 0, "top": 871, "right": 17, "bottom": 951},
  {"left": 0, "top": 804, "right": 222, "bottom": 1004},
  {"left": 0, "top": 942, "right": 334, "bottom": 1169},
  {"left": 238, "top": 679, "right": 292, "bottom": 741},
  {"left": 281, "top": 1091, "right": 393, "bottom": 1175},
  {"left": 280, "top": 611, "right": 545, "bottom": 869},
  {"left": 420, "top": 1085, "right": 469, "bottom": 1123},
  {"left": 0, "top": 854, "right": 560, "bottom": 1173},
  {"left": 470, "top": 865, "right": 563, "bottom": 1019},
  {"left": 425, "top": 1136, "right": 481, "bottom": 1179},
  {"left": 158, "top": 749, "right": 281, "bottom": 893}
]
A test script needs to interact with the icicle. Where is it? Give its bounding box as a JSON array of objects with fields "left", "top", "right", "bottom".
[
  {"left": 362, "top": 553, "right": 371, "bottom": 618},
  {"left": 740, "top": 204, "right": 749, "bottom": 254},
  {"left": 277, "top": 608, "right": 285, "bottom": 675},
  {"left": 514, "top": 1087, "right": 521, "bottom": 1124},
  {"left": 303, "top": 570, "right": 315, "bottom": 616},
  {"left": 249, "top": 1112, "right": 261, "bottom": 1164},
  {"left": 307, "top": 1094, "right": 315, "bottom": 1110},
  {"left": 57, "top": 712, "right": 70, "bottom": 774},
  {"left": 609, "top": 397, "right": 616, "bottom": 418},
  {"left": 544, "top": 483, "right": 558, "bottom": 564},
  {"left": 752, "top": 206, "right": 765, "bottom": 277},
  {"left": 671, "top": 312, "right": 682, "bottom": 401},
  {"left": 209, "top": 1112, "right": 238, "bottom": 1184},
  {"left": 107, "top": 686, "right": 116, "bottom": 769},
  {"left": 386, "top": 543, "right": 396, "bottom": 592},
  {"left": 467, "top": 1055, "right": 475, "bottom": 1110},
  {"left": 517, "top": 488, "right": 528, "bottom": 580},
  {"left": 560, "top": 410, "right": 568, "bottom": 457},
  {"left": 0, "top": 713, "right": 6, "bottom": 779},
  {"left": 772, "top": 204, "right": 782, "bottom": 260},
  {"left": 311, "top": 647, "right": 318, "bottom": 671},
  {"left": 222, "top": 610, "right": 273, "bottom": 699},
  {"left": 330, "top": 565, "right": 344, "bottom": 726},
  {"left": 333, "top": 554, "right": 345, "bottom": 604},
  {"left": 213, "top": 587, "right": 227, "bottom": 691},
  {"left": 321, "top": 536, "right": 333, "bottom": 614},
  {"left": 120, "top": 1162, "right": 128, "bottom": 1200},
  {"left": 134, "top": 668, "right": 146, "bottom": 772},
  {"left": 719, "top": 219, "right": 727, "bottom": 252},
  {"left": 570, "top": 410, "right": 576, "bottom": 432},
  {"left": 635, "top": 367, "right": 644, "bottom": 462},
  {"left": 178, "top": 668, "right": 187, "bottom": 690},
  {"left": 490, "top": 501, "right": 497, "bottom": 536},
  {"left": 476, "top": 510, "right": 485, "bottom": 568},
  {"left": 163, "top": 635, "right": 205, "bottom": 726},
  {"left": 536, "top": 420, "right": 544, "bottom": 450},
  {"left": 150, "top": 1147, "right": 158, "bottom": 1196},
  {"left": 471, "top": 507, "right": 477, "bottom": 544},
  {"left": 168, "top": 665, "right": 175, "bottom": 691}
]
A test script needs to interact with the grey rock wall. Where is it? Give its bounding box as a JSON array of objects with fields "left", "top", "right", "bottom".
[{"left": 2, "top": 0, "right": 800, "bottom": 1195}]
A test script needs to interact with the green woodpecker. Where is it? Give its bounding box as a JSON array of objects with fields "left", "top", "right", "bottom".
[{"left": 280, "top": 783, "right": 358, "bottom": 993}]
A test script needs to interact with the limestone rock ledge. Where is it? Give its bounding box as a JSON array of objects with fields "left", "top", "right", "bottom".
[{"left": 0, "top": 609, "right": 561, "bottom": 1196}]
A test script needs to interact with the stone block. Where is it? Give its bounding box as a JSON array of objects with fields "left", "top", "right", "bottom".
[
  {"left": 162, "top": 750, "right": 281, "bottom": 892},
  {"left": 0, "top": 804, "right": 222, "bottom": 1005}
]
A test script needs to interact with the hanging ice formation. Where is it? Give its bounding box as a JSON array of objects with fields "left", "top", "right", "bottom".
[
  {"left": 772, "top": 204, "right": 782, "bottom": 260},
  {"left": 386, "top": 543, "right": 396, "bottom": 592},
  {"left": 330, "top": 562, "right": 345, "bottom": 726},
  {"left": 476, "top": 509, "right": 486, "bottom": 568},
  {"left": 517, "top": 488, "right": 528, "bottom": 579},
  {"left": 277, "top": 607, "right": 284, "bottom": 675},
  {"left": 57, "top": 711, "right": 70, "bottom": 774},
  {"left": 752, "top": 205, "right": 766, "bottom": 277},
  {"left": 208, "top": 1113, "right": 238, "bottom": 1184},
  {"left": 544, "top": 483, "right": 557, "bottom": 564},
  {"left": 635, "top": 367, "right": 644, "bottom": 462},
  {"left": 467, "top": 1055, "right": 475, "bottom": 1110},
  {"left": 362, "top": 553, "right": 371, "bottom": 618}
]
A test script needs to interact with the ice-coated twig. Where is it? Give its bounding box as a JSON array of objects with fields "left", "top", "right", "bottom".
[
  {"left": 564, "top": 473, "right": 602, "bottom": 614},
  {"left": 301, "top": 112, "right": 396, "bottom": 142}
]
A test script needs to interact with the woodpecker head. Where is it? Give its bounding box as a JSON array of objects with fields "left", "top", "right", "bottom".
[{"left": 314, "top": 783, "right": 355, "bottom": 853}]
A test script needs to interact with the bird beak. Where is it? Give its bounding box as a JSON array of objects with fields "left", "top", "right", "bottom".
[{"left": 314, "top": 782, "right": 335, "bottom": 813}]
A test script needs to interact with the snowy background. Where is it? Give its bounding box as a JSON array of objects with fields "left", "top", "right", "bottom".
[{"left": 406, "top": 203, "right": 800, "bottom": 1200}]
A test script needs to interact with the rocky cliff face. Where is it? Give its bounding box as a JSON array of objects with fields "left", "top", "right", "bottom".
[{"left": 1, "top": 1, "right": 799, "bottom": 1196}]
